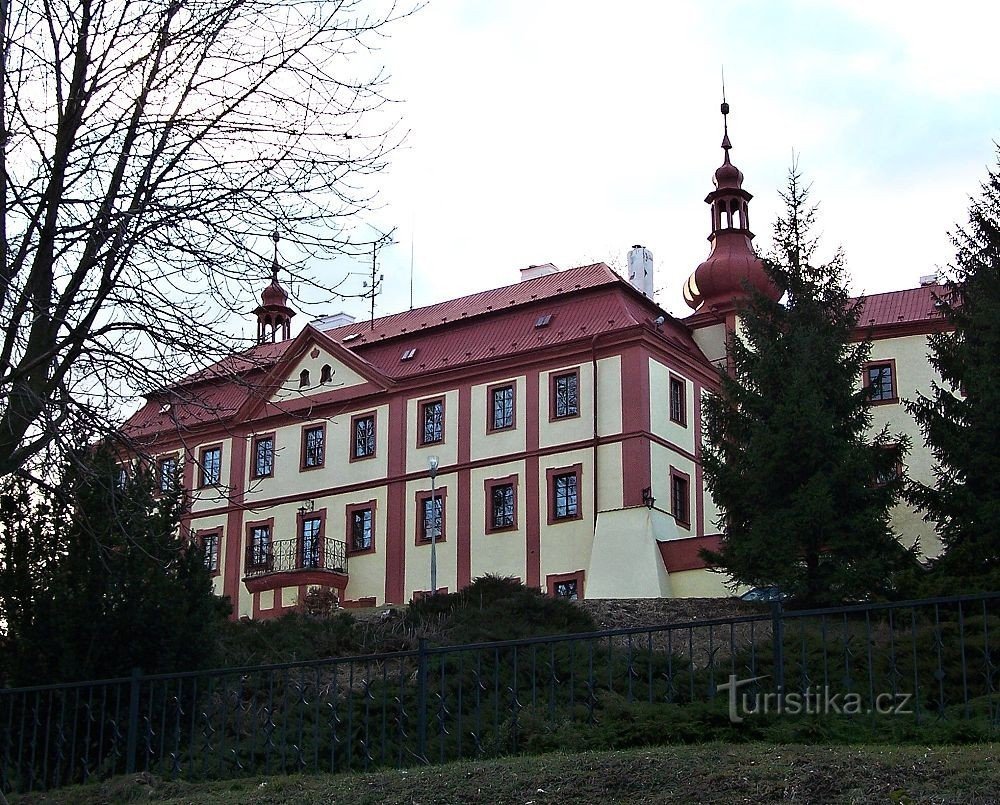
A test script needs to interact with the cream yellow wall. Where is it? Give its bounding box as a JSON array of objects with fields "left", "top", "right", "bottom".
[
  {"left": 244, "top": 404, "right": 390, "bottom": 504},
  {"left": 270, "top": 348, "right": 368, "bottom": 404},
  {"left": 406, "top": 391, "right": 459, "bottom": 475},
  {"left": 867, "top": 333, "right": 945, "bottom": 558},
  {"left": 538, "top": 448, "right": 595, "bottom": 587},
  {"left": 470, "top": 376, "right": 527, "bottom": 461},
  {"left": 189, "top": 438, "right": 233, "bottom": 513},
  {"left": 649, "top": 444, "right": 696, "bottom": 539},
  {"left": 648, "top": 358, "right": 696, "bottom": 455},
  {"left": 596, "top": 355, "right": 623, "bottom": 437},
  {"left": 403, "top": 475, "right": 457, "bottom": 597},
  {"left": 469, "top": 461, "right": 527, "bottom": 582},
  {"left": 668, "top": 567, "right": 733, "bottom": 598},
  {"left": 539, "top": 363, "right": 593, "bottom": 449},
  {"left": 596, "top": 442, "right": 624, "bottom": 511},
  {"left": 337, "top": 486, "right": 388, "bottom": 604}
]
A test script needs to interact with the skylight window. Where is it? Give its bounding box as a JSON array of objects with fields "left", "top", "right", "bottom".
[
  {"left": 535, "top": 314, "right": 553, "bottom": 328},
  {"left": 342, "top": 333, "right": 361, "bottom": 343},
  {"left": 400, "top": 348, "right": 417, "bottom": 361}
]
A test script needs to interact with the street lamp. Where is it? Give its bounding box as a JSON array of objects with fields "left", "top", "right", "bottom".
[{"left": 428, "top": 455, "right": 439, "bottom": 596}]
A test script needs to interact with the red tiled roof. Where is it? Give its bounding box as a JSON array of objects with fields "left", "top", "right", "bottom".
[
  {"left": 124, "top": 264, "right": 683, "bottom": 439},
  {"left": 851, "top": 285, "right": 950, "bottom": 330}
]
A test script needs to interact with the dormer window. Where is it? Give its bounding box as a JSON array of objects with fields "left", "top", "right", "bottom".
[
  {"left": 320, "top": 364, "right": 333, "bottom": 384},
  {"left": 299, "top": 369, "right": 310, "bottom": 388}
]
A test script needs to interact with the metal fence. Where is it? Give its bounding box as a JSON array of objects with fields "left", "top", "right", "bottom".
[{"left": 2, "top": 591, "right": 998, "bottom": 794}]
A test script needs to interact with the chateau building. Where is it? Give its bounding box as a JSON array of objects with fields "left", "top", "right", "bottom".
[{"left": 123, "top": 109, "right": 952, "bottom": 618}]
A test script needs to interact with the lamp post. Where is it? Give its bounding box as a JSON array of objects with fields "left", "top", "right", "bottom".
[{"left": 428, "top": 455, "right": 439, "bottom": 596}]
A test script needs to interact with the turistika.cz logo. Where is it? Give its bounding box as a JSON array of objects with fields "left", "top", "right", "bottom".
[{"left": 717, "top": 675, "right": 914, "bottom": 724}]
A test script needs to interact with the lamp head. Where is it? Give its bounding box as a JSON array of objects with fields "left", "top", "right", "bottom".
[{"left": 428, "top": 455, "right": 439, "bottom": 474}]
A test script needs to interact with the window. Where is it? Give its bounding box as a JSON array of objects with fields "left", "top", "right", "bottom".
[
  {"left": 115, "top": 466, "right": 128, "bottom": 489},
  {"left": 490, "top": 483, "right": 515, "bottom": 530},
  {"left": 420, "top": 399, "right": 444, "bottom": 445},
  {"left": 158, "top": 455, "right": 178, "bottom": 492},
  {"left": 247, "top": 524, "right": 272, "bottom": 569},
  {"left": 199, "top": 445, "right": 222, "bottom": 487},
  {"left": 670, "top": 468, "right": 690, "bottom": 527},
  {"left": 199, "top": 530, "right": 220, "bottom": 574},
  {"left": 552, "top": 371, "right": 579, "bottom": 419},
  {"left": 547, "top": 571, "right": 584, "bottom": 600},
  {"left": 302, "top": 424, "right": 325, "bottom": 469},
  {"left": 874, "top": 445, "right": 903, "bottom": 487},
  {"left": 669, "top": 375, "right": 687, "bottom": 426},
  {"left": 352, "top": 414, "right": 376, "bottom": 459},
  {"left": 320, "top": 364, "right": 333, "bottom": 383},
  {"left": 300, "top": 516, "right": 322, "bottom": 569},
  {"left": 252, "top": 435, "right": 274, "bottom": 479},
  {"left": 418, "top": 493, "right": 445, "bottom": 542},
  {"left": 554, "top": 579, "right": 578, "bottom": 600},
  {"left": 552, "top": 471, "right": 579, "bottom": 520},
  {"left": 350, "top": 507, "right": 373, "bottom": 552},
  {"left": 299, "top": 369, "right": 310, "bottom": 388},
  {"left": 489, "top": 384, "right": 515, "bottom": 431},
  {"left": 865, "top": 360, "right": 897, "bottom": 403}
]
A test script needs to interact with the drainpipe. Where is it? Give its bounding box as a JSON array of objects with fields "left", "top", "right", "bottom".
[{"left": 591, "top": 335, "right": 599, "bottom": 528}]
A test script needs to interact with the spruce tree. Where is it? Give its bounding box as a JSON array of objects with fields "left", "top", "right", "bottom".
[
  {"left": 700, "top": 167, "right": 916, "bottom": 604},
  {"left": 905, "top": 155, "right": 1000, "bottom": 579},
  {"left": 0, "top": 447, "right": 229, "bottom": 685}
]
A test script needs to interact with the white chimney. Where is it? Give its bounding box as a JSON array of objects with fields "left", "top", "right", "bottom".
[
  {"left": 520, "top": 263, "right": 560, "bottom": 282},
  {"left": 627, "top": 245, "right": 654, "bottom": 298},
  {"left": 312, "top": 311, "right": 357, "bottom": 330},
  {"left": 919, "top": 273, "right": 940, "bottom": 287}
]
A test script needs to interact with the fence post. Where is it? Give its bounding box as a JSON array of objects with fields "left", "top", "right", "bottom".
[
  {"left": 416, "top": 638, "right": 428, "bottom": 763},
  {"left": 770, "top": 601, "right": 784, "bottom": 696},
  {"left": 125, "top": 667, "right": 142, "bottom": 775}
]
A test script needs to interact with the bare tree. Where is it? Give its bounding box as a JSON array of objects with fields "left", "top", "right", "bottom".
[{"left": 0, "top": 0, "right": 413, "bottom": 481}]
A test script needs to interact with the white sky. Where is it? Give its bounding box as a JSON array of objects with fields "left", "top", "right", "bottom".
[{"left": 307, "top": 0, "right": 1000, "bottom": 323}]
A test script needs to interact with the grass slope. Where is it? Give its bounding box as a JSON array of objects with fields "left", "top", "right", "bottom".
[{"left": 12, "top": 743, "right": 1000, "bottom": 805}]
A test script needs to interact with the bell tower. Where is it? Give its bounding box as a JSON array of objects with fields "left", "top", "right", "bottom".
[
  {"left": 253, "top": 230, "right": 295, "bottom": 343},
  {"left": 683, "top": 101, "right": 782, "bottom": 362}
]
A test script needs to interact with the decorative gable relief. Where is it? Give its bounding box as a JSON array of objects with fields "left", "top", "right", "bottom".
[{"left": 270, "top": 346, "right": 368, "bottom": 404}]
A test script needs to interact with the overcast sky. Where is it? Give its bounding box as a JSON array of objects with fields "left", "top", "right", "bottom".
[{"left": 310, "top": 0, "right": 1000, "bottom": 324}]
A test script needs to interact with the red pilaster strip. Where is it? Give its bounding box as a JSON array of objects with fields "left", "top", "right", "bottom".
[
  {"left": 384, "top": 396, "right": 407, "bottom": 604},
  {"left": 457, "top": 385, "right": 472, "bottom": 589},
  {"left": 620, "top": 346, "right": 652, "bottom": 507},
  {"left": 224, "top": 436, "right": 247, "bottom": 618},
  {"left": 525, "top": 368, "right": 541, "bottom": 589}
]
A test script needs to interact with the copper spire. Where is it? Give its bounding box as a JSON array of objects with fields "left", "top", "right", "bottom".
[{"left": 271, "top": 229, "right": 280, "bottom": 282}]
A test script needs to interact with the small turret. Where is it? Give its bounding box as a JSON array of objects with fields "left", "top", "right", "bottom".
[{"left": 253, "top": 230, "right": 295, "bottom": 343}]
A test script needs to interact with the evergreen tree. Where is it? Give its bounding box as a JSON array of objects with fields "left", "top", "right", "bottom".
[
  {"left": 905, "top": 155, "right": 1000, "bottom": 578},
  {"left": 700, "top": 167, "right": 916, "bottom": 604},
  {"left": 0, "top": 447, "right": 229, "bottom": 685}
]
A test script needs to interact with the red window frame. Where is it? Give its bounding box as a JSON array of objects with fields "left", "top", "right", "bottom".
[
  {"left": 198, "top": 443, "right": 223, "bottom": 488},
  {"left": 668, "top": 373, "right": 687, "bottom": 426},
  {"left": 863, "top": 359, "right": 898, "bottom": 405},
  {"left": 418, "top": 397, "right": 445, "bottom": 446},
  {"left": 546, "top": 570, "right": 585, "bottom": 600},
  {"left": 346, "top": 500, "right": 377, "bottom": 555},
  {"left": 196, "top": 527, "right": 222, "bottom": 577},
  {"left": 669, "top": 466, "right": 691, "bottom": 528},
  {"left": 350, "top": 412, "right": 377, "bottom": 461},
  {"left": 415, "top": 487, "right": 448, "bottom": 544},
  {"left": 550, "top": 369, "right": 581, "bottom": 421},
  {"left": 546, "top": 464, "right": 583, "bottom": 524},
  {"left": 250, "top": 432, "right": 276, "bottom": 479},
  {"left": 486, "top": 382, "right": 516, "bottom": 432},
  {"left": 244, "top": 517, "right": 275, "bottom": 572},
  {"left": 484, "top": 474, "right": 518, "bottom": 533},
  {"left": 300, "top": 423, "right": 327, "bottom": 470}
]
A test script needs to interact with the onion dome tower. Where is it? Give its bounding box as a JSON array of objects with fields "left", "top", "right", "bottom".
[
  {"left": 683, "top": 101, "right": 781, "bottom": 318},
  {"left": 253, "top": 230, "right": 295, "bottom": 343}
]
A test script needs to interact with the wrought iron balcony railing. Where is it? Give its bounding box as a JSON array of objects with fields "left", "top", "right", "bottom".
[{"left": 244, "top": 536, "right": 348, "bottom": 579}]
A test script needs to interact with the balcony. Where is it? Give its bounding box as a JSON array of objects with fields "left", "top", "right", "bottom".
[{"left": 243, "top": 537, "right": 348, "bottom": 594}]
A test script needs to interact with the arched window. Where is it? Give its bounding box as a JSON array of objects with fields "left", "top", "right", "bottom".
[
  {"left": 299, "top": 369, "right": 310, "bottom": 388},
  {"left": 320, "top": 364, "right": 333, "bottom": 384}
]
